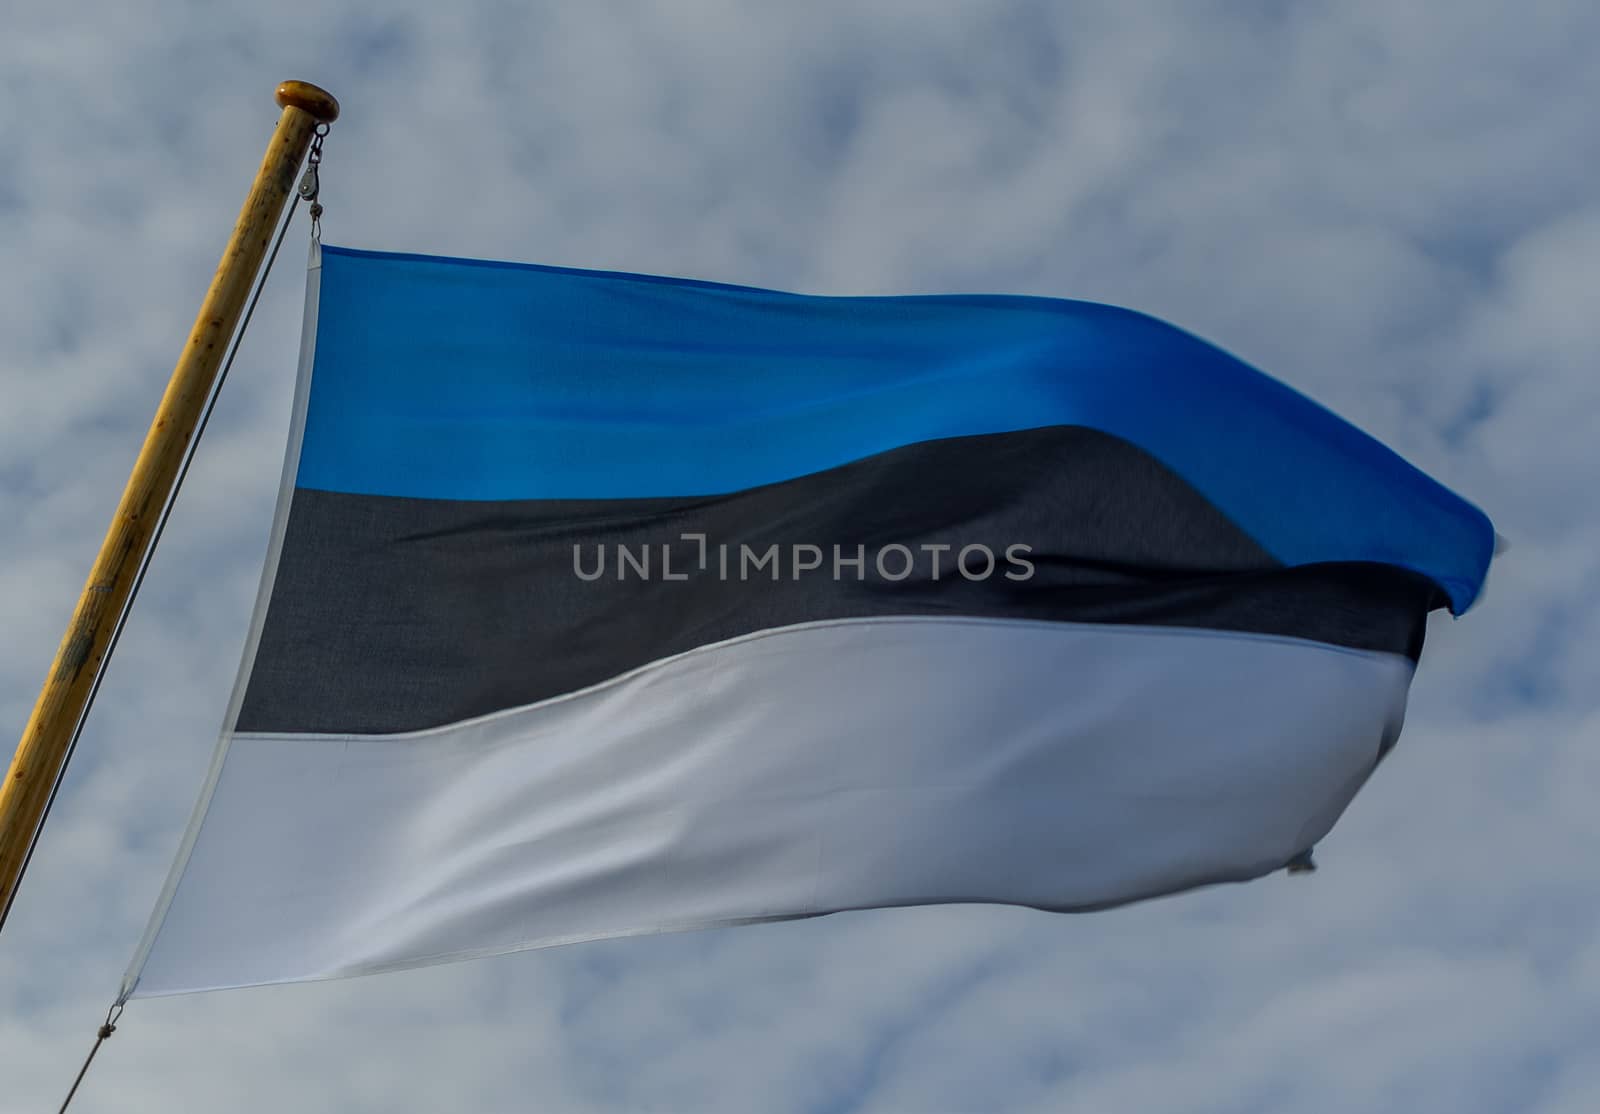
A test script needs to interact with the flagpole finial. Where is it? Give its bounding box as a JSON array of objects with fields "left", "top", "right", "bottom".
[{"left": 275, "top": 81, "right": 340, "bottom": 122}]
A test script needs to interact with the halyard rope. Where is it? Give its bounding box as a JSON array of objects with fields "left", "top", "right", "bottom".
[{"left": 51, "top": 178, "right": 312, "bottom": 1114}]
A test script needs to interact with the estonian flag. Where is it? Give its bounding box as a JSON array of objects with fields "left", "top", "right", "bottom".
[{"left": 124, "top": 244, "right": 1493, "bottom": 998}]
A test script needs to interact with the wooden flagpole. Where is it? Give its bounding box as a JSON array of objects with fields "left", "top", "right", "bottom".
[{"left": 0, "top": 81, "right": 340, "bottom": 924}]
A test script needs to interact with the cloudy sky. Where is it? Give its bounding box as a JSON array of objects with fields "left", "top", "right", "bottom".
[{"left": 3, "top": 1, "right": 1597, "bottom": 1110}]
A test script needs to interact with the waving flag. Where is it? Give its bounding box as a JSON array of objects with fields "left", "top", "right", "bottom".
[{"left": 124, "top": 244, "right": 1493, "bottom": 998}]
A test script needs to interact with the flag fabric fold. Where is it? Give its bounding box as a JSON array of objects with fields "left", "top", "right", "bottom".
[{"left": 124, "top": 244, "right": 1492, "bottom": 998}]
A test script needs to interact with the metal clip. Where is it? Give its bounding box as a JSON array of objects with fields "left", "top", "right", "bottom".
[
  {"left": 300, "top": 122, "right": 330, "bottom": 239},
  {"left": 298, "top": 121, "right": 329, "bottom": 203}
]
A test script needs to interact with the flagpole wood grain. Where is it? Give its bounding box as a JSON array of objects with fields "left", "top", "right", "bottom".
[{"left": 0, "top": 81, "right": 340, "bottom": 922}]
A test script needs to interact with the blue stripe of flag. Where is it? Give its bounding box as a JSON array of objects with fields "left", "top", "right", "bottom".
[{"left": 299, "top": 245, "right": 1493, "bottom": 611}]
